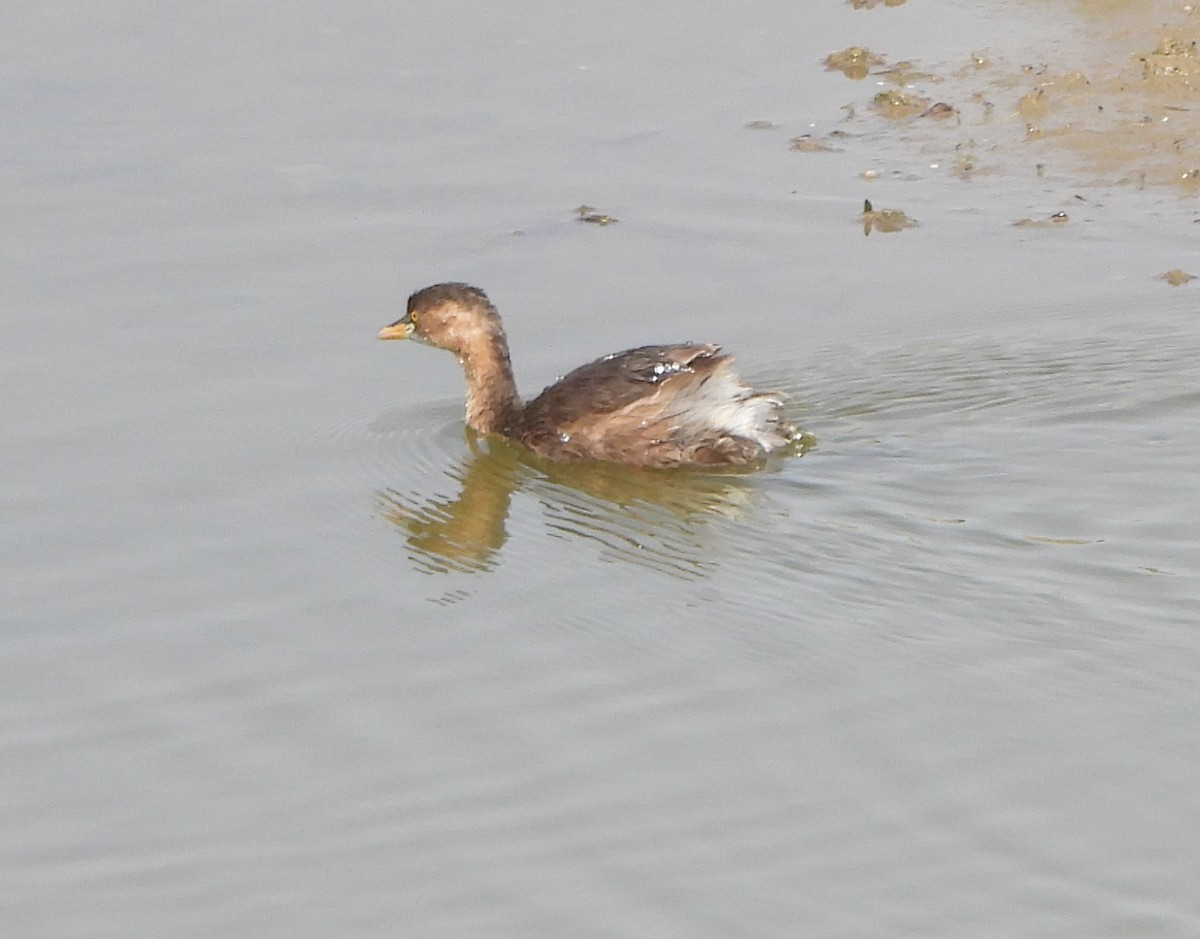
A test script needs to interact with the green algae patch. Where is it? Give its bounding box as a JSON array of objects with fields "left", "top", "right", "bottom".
[
  {"left": 1160, "top": 268, "right": 1195, "bottom": 286},
  {"left": 574, "top": 205, "right": 618, "bottom": 226},
  {"left": 824, "top": 46, "right": 885, "bottom": 80},
  {"left": 860, "top": 199, "right": 919, "bottom": 235},
  {"left": 871, "top": 90, "right": 931, "bottom": 119}
]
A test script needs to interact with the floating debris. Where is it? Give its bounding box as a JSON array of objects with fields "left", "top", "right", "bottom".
[
  {"left": 1013, "top": 211, "right": 1070, "bottom": 227},
  {"left": 876, "top": 61, "right": 939, "bottom": 85},
  {"left": 789, "top": 135, "right": 840, "bottom": 153},
  {"left": 921, "top": 102, "right": 957, "bottom": 119},
  {"left": 967, "top": 49, "right": 990, "bottom": 70},
  {"left": 953, "top": 150, "right": 981, "bottom": 179},
  {"left": 1022, "top": 535, "right": 1104, "bottom": 546},
  {"left": 1142, "top": 35, "right": 1200, "bottom": 85},
  {"left": 1154, "top": 36, "right": 1196, "bottom": 56},
  {"left": 744, "top": 119, "right": 777, "bottom": 130},
  {"left": 791, "top": 12, "right": 1200, "bottom": 192},
  {"left": 1015, "top": 87, "right": 1049, "bottom": 121},
  {"left": 1013, "top": 73, "right": 1091, "bottom": 132},
  {"left": 860, "top": 199, "right": 918, "bottom": 235},
  {"left": 849, "top": 0, "right": 907, "bottom": 8},
  {"left": 1161, "top": 268, "right": 1195, "bottom": 286},
  {"left": 871, "top": 90, "right": 931, "bottom": 119},
  {"left": 824, "top": 46, "right": 884, "bottom": 80},
  {"left": 574, "top": 205, "right": 618, "bottom": 226}
]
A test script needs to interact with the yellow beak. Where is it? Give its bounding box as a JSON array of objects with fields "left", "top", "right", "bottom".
[{"left": 376, "top": 320, "right": 414, "bottom": 340}]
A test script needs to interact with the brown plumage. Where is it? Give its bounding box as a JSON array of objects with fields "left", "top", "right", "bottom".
[{"left": 377, "top": 283, "right": 796, "bottom": 468}]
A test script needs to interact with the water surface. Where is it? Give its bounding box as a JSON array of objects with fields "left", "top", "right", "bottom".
[{"left": 4, "top": 1, "right": 1200, "bottom": 936}]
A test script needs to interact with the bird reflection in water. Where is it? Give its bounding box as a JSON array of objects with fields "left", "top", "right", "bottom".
[{"left": 377, "top": 431, "right": 810, "bottom": 577}]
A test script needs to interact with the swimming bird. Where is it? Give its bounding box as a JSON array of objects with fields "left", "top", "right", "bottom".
[{"left": 377, "top": 283, "right": 796, "bottom": 468}]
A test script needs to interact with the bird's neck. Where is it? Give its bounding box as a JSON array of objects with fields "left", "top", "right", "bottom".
[{"left": 460, "top": 330, "right": 521, "bottom": 435}]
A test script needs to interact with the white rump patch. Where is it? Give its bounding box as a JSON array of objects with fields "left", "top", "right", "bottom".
[{"left": 666, "top": 363, "right": 789, "bottom": 451}]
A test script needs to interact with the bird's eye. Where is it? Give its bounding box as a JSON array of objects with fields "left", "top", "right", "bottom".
[{"left": 409, "top": 312, "right": 419, "bottom": 325}]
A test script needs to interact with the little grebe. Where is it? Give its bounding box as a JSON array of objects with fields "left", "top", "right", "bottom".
[{"left": 377, "top": 283, "right": 796, "bottom": 468}]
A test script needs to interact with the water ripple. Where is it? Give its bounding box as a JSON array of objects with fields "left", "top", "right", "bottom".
[{"left": 314, "top": 323, "right": 1198, "bottom": 663}]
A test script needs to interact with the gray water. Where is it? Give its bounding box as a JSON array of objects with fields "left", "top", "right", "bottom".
[{"left": 4, "top": 1, "right": 1200, "bottom": 936}]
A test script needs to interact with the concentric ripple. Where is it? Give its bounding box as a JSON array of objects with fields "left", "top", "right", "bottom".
[
  {"left": 703, "top": 321, "right": 1200, "bottom": 664},
  {"left": 306, "top": 319, "right": 1200, "bottom": 651}
]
